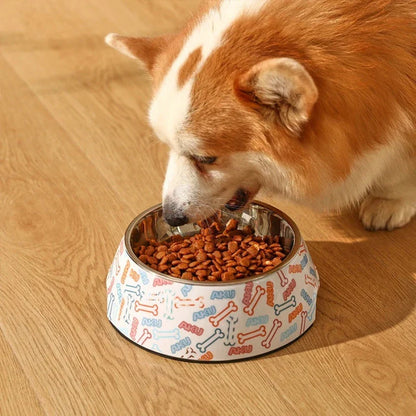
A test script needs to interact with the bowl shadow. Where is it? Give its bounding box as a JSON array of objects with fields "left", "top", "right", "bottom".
[{"left": 260, "top": 213, "right": 416, "bottom": 359}]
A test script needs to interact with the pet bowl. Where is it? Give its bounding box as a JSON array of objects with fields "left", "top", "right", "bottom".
[{"left": 106, "top": 201, "right": 319, "bottom": 362}]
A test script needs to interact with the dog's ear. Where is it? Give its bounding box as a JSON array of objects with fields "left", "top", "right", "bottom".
[
  {"left": 105, "top": 33, "right": 168, "bottom": 72},
  {"left": 235, "top": 58, "right": 318, "bottom": 135}
]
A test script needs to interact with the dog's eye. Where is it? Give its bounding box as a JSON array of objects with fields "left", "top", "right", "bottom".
[{"left": 192, "top": 155, "right": 217, "bottom": 165}]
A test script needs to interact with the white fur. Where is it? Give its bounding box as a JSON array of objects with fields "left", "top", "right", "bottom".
[
  {"left": 311, "top": 140, "right": 409, "bottom": 211},
  {"left": 163, "top": 151, "right": 269, "bottom": 221},
  {"left": 148, "top": 0, "right": 268, "bottom": 147}
]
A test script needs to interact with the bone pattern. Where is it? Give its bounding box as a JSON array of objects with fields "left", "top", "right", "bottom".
[
  {"left": 134, "top": 301, "right": 158, "bottom": 316},
  {"left": 308, "top": 294, "right": 317, "bottom": 321},
  {"left": 300, "top": 310, "right": 308, "bottom": 333},
  {"left": 274, "top": 295, "right": 296, "bottom": 316},
  {"left": 224, "top": 316, "right": 238, "bottom": 346},
  {"left": 123, "top": 294, "right": 134, "bottom": 324},
  {"left": 107, "top": 293, "right": 115, "bottom": 318},
  {"left": 181, "top": 347, "right": 198, "bottom": 359},
  {"left": 237, "top": 325, "right": 267, "bottom": 344},
  {"left": 174, "top": 296, "right": 205, "bottom": 308},
  {"left": 209, "top": 301, "right": 238, "bottom": 327},
  {"left": 304, "top": 274, "right": 317, "bottom": 287},
  {"left": 153, "top": 328, "right": 180, "bottom": 341},
  {"left": 125, "top": 283, "right": 143, "bottom": 298},
  {"left": 107, "top": 237, "right": 319, "bottom": 360},
  {"left": 261, "top": 319, "right": 282, "bottom": 348},
  {"left": 164, "top": 290, "right": 175, "bottom": 320},
  {"left": 137, "top": 328, "right": 152, "bottom": 346},
  {"left": 277, "top": 270, "right": 289, "bottom": 287},
  {"left": 196, "top": 328, "right": 225, "bottom": 353},
  {"left": 243, "top": 286, "right": 265, "bottom": 316}
]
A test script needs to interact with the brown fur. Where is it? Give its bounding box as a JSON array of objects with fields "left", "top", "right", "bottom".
[
  {"left": 175, "top": 0, "right": 416, "bottom": 197},
  {"left": 178, "top": 47, "right": 202, "bottom": 87}
]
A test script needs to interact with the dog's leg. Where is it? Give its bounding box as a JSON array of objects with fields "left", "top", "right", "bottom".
[{"left": 359, "top": 160, "right": 416, "bottom": 231}]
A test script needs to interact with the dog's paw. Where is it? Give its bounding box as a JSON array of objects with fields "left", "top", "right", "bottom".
[{"left": 359, "top": 196, "right": 416, "bottom": 231}]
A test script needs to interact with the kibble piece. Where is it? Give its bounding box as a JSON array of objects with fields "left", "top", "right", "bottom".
[
  {"left": 196, "top": 251, "right": 208, "bottom": 262},
  {"left": 182, "top": 272, "right": 193, "bottom": 280},
  {"left": 228, "top": 241, "right": 238, "bottom": 253}
]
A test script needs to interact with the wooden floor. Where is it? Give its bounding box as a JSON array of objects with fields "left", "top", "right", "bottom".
[{"left": 1, "top": 0, "right": 415, "bottom": 415}]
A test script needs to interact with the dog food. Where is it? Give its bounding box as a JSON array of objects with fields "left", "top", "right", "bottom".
[{"left": 133, "top": 218, "right": 287, "bottom": 282}]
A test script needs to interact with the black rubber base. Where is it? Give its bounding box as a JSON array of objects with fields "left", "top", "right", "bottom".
[{"left": 110, "top": 321, "right": 314, "bottom": 364}]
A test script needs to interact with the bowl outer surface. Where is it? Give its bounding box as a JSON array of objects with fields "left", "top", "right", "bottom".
[{"left": 107, "top": 236, "right": 319, "bottom": 362}]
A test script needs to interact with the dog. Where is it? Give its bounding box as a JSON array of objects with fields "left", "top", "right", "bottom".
[{"left": 106, "top": 0, "right": 416, "bottom": 231}]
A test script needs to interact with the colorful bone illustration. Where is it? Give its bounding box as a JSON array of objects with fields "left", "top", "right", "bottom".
[
  {"left": 153, "top": 328, "right": 180, "bottom": 341},
  {"left": 181, "top": 346, "right": 198, "bottom": 359},
  {"left": 174, "top": 296, "right": 205, "bottom": 309},
  {"left": 130, "top": 317, "right": 139, "bottom": 340},
  {"left": 261, "top": 319, "right": 282, "bottom": 348},
  {"left": 209, "top": 301, "right": 238, "bottom": 327},
  {"left": 300, "top": 310, "right": 308, "bottom": 334},
  {"left": 243, "top": 286, "right": 265, "bottom": 316},
  {"left": 107, "top": 292, "right": 115, "bottom": 318},
  {"left": 120, "top": 261, "right": 130, "bottom": 284},
  {"left": 124, "top": 283, "right": 143, "bottom": 298},
  {"left": 308, "top": 293, "right": 317, "bottom": 321},
  {"left": 274, "top": 295, "right": 296, "bottom": 316},
  {"left": 164, "top": 290, "right": 175, "bottom": 320},
  {"left": 196, "top": 328, "right": 225, "bottom": 353},
  {"left": 123, "top": 294, "right": 134, "bottom": 324},
  {"left": 107, "top": 276, "right": 115, "bottom": 295},
  {"left": 237, "top": 325, "right": 267, "bottom": 344},
  {"left": 224, "top": 315, "right": 238, "bottom": 346},
  {"left": 134, "top": 300, "right": 158, "bottom": 316},
  {"left": 304, "top": 274, "right": 317, "bottom": 287},
  {"left": 277, "top": 270, "right": 289, "bottom": 287},
  {"left": 137, "top": 328, "right": 152, "bottom": 346}
]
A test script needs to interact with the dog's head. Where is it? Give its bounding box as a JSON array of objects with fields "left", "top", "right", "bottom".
[{"left": 106, "top": 2, "right": 319, "bottom": 225}]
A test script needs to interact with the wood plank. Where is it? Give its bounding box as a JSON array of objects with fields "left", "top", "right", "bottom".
[
  {"left": 0, "top": 330, "right": 45, "bottom": 416},
  {"left": 0, "top": 0, "right": 415, "bottom": 415}
]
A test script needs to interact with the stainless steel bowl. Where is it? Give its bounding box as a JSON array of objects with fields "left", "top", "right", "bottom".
[{"left": 126, "top": 201, "right": 300, "bottom": 284}]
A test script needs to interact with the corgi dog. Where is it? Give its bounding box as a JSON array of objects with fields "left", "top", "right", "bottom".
[{"left": 106, "top": 0, "right": 416, "bottom": 231}]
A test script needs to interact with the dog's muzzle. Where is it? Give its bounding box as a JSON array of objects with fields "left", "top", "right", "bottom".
[
  {"left": 163, "top": 198, "right": 189, "bottom": 227},
  {"left": 225, "top": 188, "right": 250, "bottom": 211}
]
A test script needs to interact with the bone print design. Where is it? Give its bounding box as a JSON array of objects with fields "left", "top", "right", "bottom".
[
  {"left": 276, "top": 270, "right": 289, "bottom": 287},
  {"left": 123, "top": 294, "right": 134, "bottom": 324},
  {"left": 209, "top": 301, "right": 238, "bottom": 327},
  {"left": 243, "top": 286, "right": 265, "bottom": 316},
  {"left": 196, "top": 329, "right": 225, "bottom": 353},
  {"left": 174, "top": 296, "right": 205, "bottom": 309},
  {"left": 224, "top": 315, "right": 238, "bottom": 346},
  {"left": 134, "top": 300, "right": 158, "bottom": 316},
  {"left": 274, "top": 295, "right": 296, "bottom": 316},
  {"left": 137, "top": 328, "right": 152, "bottom": 346},
  {"left": 237, "top": 325, "right": 267, "bottom": 344},
  {"left": 107, "top": 236, "right": 319, "bottom": 361},
  {"left": 261, "top": 319, "right": 282, "bottom": 349}
]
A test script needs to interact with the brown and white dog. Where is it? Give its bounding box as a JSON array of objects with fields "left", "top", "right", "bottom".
[{"left": 106, "top": 0, "right": 416, "bottom": 230}]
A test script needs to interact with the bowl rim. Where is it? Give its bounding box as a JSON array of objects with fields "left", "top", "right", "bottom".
[{"left": 124, "top": 200, "right": 301, "bottom": 286}]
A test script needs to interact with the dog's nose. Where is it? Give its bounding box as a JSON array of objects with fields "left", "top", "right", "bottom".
[
  {"left": 163, "top": 199, "right": 189, "bottom": 227},
  {"left": 164, "top": 213, "right": 189, "bottom": 227}
]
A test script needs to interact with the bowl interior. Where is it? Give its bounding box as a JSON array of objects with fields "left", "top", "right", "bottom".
[{"left": 126, "top": 202, "right": 299, "bottom": 275}]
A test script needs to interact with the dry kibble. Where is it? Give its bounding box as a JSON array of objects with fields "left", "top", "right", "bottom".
[
  {"left": 181, "top": 272, "right": 193, "bottom": 280},
  {"left": 133, "top": 217, "right": 287, "bottom": 281},
  {"left": 228, "top": 241, "right": 238, "bottom": 253},
  {"left": 196, "top": 251, "right": 208, "bottom": 262}
]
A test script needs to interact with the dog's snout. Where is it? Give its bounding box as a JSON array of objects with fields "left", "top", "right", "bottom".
[{"left": 163, "top": 198, "right": 189, "bottom": 227}]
